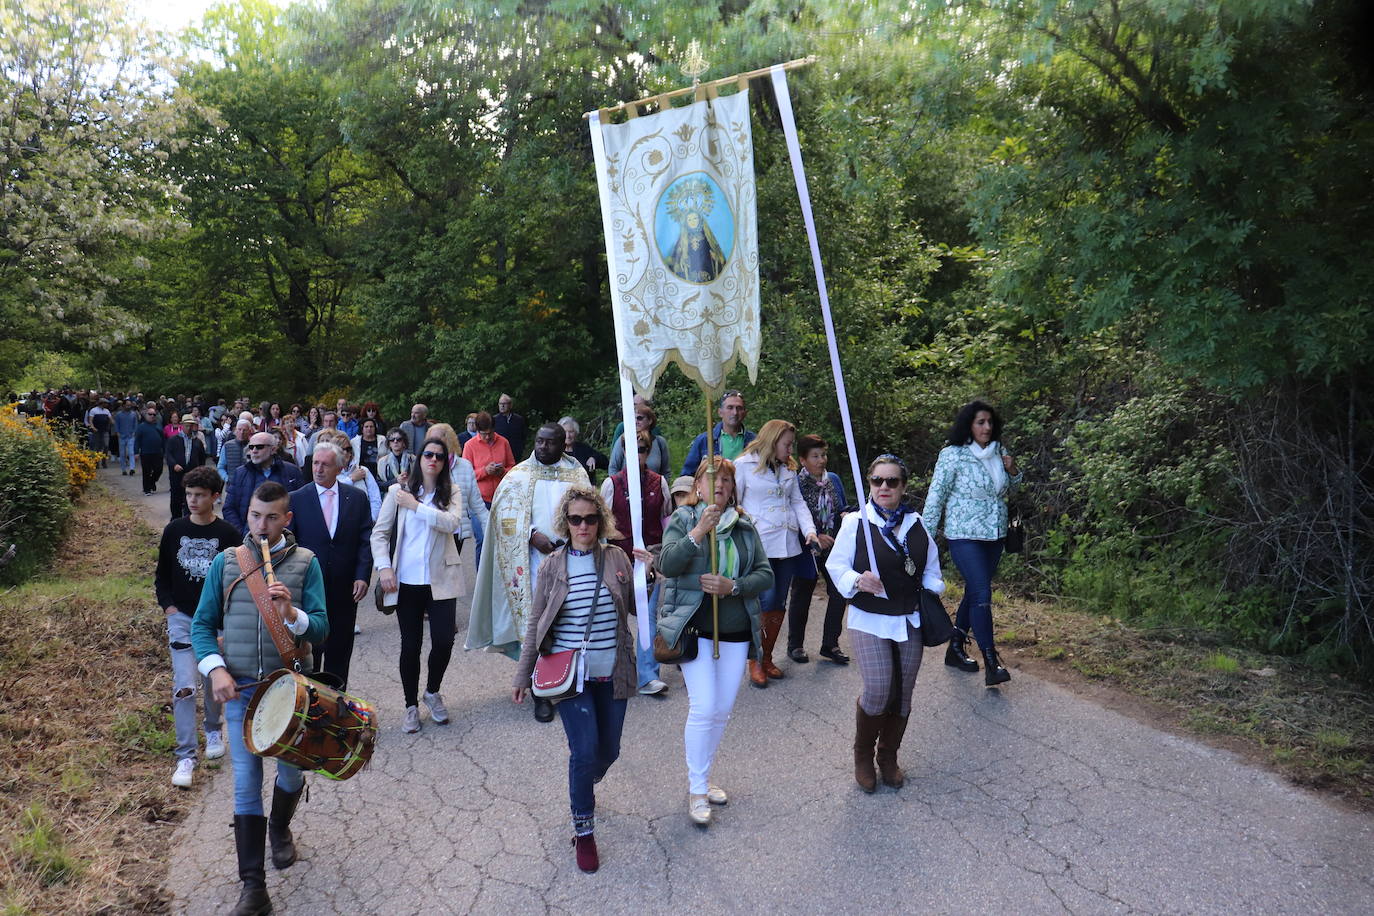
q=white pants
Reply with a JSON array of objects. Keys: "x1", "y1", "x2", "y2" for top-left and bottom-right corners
[{"x1": 680, "y1": 638, "x2": 749, "y2": 794}]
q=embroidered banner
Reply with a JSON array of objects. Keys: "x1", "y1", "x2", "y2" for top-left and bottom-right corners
[{"x1": 590, "y1": 92, "x2": 760, "y2": 397}]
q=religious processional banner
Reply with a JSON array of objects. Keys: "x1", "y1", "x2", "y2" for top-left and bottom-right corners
[{"x1": 590, "y1": 91, "x2": 760, "y2": 397}]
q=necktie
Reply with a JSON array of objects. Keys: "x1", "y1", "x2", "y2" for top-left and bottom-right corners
[{"x1": 323, "y1": 488, "x2": 336, "y2": 538}]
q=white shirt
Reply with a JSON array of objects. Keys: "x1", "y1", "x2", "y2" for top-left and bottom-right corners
[
  {"x1": 314, "y1": 483, "x2": 339, "y2": 538},
  {"x1": 397, "y1": 490, "x2": 437, "y2": 585},
  {"x1": 826, "y1": 501, "x2": 944, "y2": 642}
]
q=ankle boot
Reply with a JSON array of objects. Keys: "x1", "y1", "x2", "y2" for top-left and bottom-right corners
[
  {"x1": 983, "y1": 646, "x2": 1011, "y2": 686},
  {"x1": 876, "y1": 714, "x2": 909, "y2": 788},
  {"x1": 944, "y1": 627, "x2": 979, "y2": 672},
  {"x1": 761, "y1": 610, "x2": 785, "y2": 679},
  {"x1": 267, "y1": 784, "x2": 303, "y2": 869},
  {"x1": 748, "y1": 658, "x2": 769, "y2": 688},
  {"x1": 231, "y1": 814, "x2": 272, "y2": 916},
  {"x1": 853, "y1": 701, "x2": 883, "y2": 793}
]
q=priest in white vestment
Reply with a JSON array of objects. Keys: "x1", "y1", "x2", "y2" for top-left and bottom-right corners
[{"x1": 466, "y1": 422, "x2": 590, "y2": 660}]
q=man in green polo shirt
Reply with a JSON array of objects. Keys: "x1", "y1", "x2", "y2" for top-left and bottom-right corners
[{"x1": 680, "y1": 389, "x2": 756, "y2": 476}]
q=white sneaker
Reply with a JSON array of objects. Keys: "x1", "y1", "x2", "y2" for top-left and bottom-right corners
[
  {"x1": 204, "y1": 730, "x2": 225, "y2": 760},
  {"x1": 423, "y1": 691, "x2": 449, "y2": 725},
  {"x1": 688, "y1": 793, "x2": 711, "y2": 826},
  {"x1": 638, "y1": 679, "x2": 668, "y2": 696},
  {"x1": 403, "y1": 705, "x2": 421, "y2": 733},
  {"x1": 171, "y1": 758, "x2": 195, "y2": 788}
]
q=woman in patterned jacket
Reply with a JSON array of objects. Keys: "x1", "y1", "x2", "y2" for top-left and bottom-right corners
[{"x1": 922, "y1": 401, "x2": 1022, "y2": 686}]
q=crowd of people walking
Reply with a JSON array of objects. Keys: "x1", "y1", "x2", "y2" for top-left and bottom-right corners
[{"x1": 16, "y1": 385, "x2": 1024, "y2": 900}]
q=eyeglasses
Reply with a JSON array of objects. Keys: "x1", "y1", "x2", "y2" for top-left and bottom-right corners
[
  {"x1": 637, "y1": 446, "x2": 650, "y2": 454},
  {"x1": 566, "y1": 513, "x2": 601, "y2": 528},
  {"x1": 246, "y1": 443, "x2": 271, "y2": 450},
  {"x1": 387, "y1": 437, "x2": 404, "y2": 443},
  {"x1": 868, "y1": 475, "x2": 903, "y2": 488},
  {"x1": 420, "y1": 451, "x2": 444, "y2": 461}
]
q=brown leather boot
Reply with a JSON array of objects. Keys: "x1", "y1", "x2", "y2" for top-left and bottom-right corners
[
  {"x1": 876, "y1": 714, "x2": 909, "y2": 788},
  {"x1": 761, "y1": 610, "x2": 785, "y2": 679},
  {"x1": 748, "y1": 659, "x2": 769, "y2": 688},
  {"x1": 853, "y1": 701, "x2": 882, "y2": 793}
]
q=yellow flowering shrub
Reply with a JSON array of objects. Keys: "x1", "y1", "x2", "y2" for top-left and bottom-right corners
[{"x1": 0, "y1": 405, "x2": 100, "y2": 583}]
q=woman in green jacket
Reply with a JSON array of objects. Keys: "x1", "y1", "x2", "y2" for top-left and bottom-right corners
[
  {"x1": 922, "y1": 401, "x2": 1022, "y2": 685},
  {"x1": 657, "y1": 457, "x2": 773, "y2": 827}
]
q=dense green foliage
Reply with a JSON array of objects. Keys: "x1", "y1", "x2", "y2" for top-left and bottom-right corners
[
  {"x1": 6, "y1": 0, "x2": 1372, "y2": 670},
  {"x1": 0, "y1": 411, "x2": 75, "y2": 585}
]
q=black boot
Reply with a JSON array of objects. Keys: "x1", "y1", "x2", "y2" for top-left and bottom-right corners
[
  {"x1": 533, "y1": 696, "x2": 555, "y2": 723},
  {"x1": 267, "y1": 784, "x2": 303, "y2": 869},
  {"x1": 231, "y1": 814, "x2": 272, "y2": 916},
  {"x1": 983, "y1": 646, "x2": 1011, "y2": 686},
  {"x1": 944, "y1": 627, "x2": 979, "y2": 672}
]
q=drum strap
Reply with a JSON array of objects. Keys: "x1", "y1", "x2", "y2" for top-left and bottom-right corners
[{"x1": 234, "y1": 545, "x2": 307, "y2": 673}]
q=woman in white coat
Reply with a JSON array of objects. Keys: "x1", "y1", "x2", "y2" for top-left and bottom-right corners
[
  {"x1": 733, "y1": 419, "x2": 819, "y2": 687},
  {"x1": 372, "y1": 436, "x2": 467, "y2": 734}
]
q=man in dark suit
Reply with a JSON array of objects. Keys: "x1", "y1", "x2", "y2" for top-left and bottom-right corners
[
  {"x1": 288, "y1": 439, "x2": 373, "y2": 688},
  {"x1": 225, "y1": 432, "x2": 305, "y2": 536},
  {"x1": 164, "y1": 417, "x2": 208, "y2": 519}
]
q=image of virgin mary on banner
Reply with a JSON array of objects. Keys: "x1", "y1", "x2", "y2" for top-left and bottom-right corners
[{"x1": 593, "y1": 91, "x2": 759, "y2": 396}]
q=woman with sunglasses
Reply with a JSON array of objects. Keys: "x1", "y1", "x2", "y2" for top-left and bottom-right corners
[
  {"x1": 511, "y1": 486, "x2": 634, "y2": 873},
  {"x1": 372, "y1": 437, "x2": 466, "y2": 734},
  {"x1": 607, "y1": 403, "x2": 671, "y2": 477},
  {"x1": 378, "y1": 427, "x2": 413, "y2": 489},
  {"x1": 826, "y1": 455, "x2": 944, "y2": 793},
  {"x1": 657, "y1": 457, "x2": 773, "y2": 826},
  {"x1": 922, "y1": 401, "x2": 1021, "y2": 686}
]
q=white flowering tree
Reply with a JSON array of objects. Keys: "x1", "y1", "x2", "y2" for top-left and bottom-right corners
[{"x1": 0, "y1": 0, "x2": 197, "y2": 358}]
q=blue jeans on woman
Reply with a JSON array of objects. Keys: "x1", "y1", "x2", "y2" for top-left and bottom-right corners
[
  {"x1": 223, "y1": 676, "x2": 304, "y2": 815},
  {"x1": 759, "y1": 555, "x2": 799, "y2": 615},
  {"x1": 947, "y1": 538, "x2": 1004, "y2": 652},
  {"x1": 557, "y1": 679, "x2": 627, "y2": 835}
]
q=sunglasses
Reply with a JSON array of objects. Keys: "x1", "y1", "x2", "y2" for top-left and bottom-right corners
[
  {"x1": 247, "y1": 443, "x2": 271, "y2": 450},
  {"x1": 421, "y1": 451, "x2": 444, "y2": 461},
  {"x1": 387, "y1": 437, "x2": 404, "y2": 443},
  {"x1": 637, "y1": 446, "x2": 650, "y2": 454},
  {"x1": 566, "y1": 513, "x2": 601, "y2": 528},
  {"x1": 869, "y1": 475, "x2": 903, "y2": 488}
]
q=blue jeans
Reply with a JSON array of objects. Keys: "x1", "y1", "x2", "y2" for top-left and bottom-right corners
[
  {"x1": 557, "y1": 680, "x2": 627, "y2": 829},
  {"x1": 759, "y1": 555, "x2": 798, "y2": 615},
  {"x1": 120, "y1": 436, "x2": 136, "y2": 472},
  {"x1": 472, "y1": 505, "x2": 487, "y2": 568},
  {"x1": 947, "y1": 538, "x2": 1004, "y2": 652},
  {"x1": 167, "y1": 612, "x2": 221, "y2": 760},
  {"x1": 635, "y1": 582, "x2": 662, "y2": 687},
  {"x1": 224, "y1": 676, "x2": 305, "y2": 815}
]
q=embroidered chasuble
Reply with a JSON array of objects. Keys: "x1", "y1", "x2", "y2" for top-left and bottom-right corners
[{"x1": 466, "y1": 453, "x2": 589, "y2": 659}]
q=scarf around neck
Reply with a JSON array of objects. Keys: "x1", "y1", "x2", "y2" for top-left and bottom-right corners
[
  {"x1": 697, "y1": 505, "x2": 740, "y2": 579},
  {"x1": 968, "y1": 441, "x2": 1006, "y2": 491}
]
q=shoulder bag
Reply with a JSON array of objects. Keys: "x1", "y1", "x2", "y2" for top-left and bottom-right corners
[
  {"x1": 532, "y1": 550, "x2": 605, "y2": 701},
  {"x1": 653, "y1": 624, "x2": 700, "y2": 664},
  {"x1": 919, "y1": 588, "x2": 955, "y2": 647},
  {"x1": 1003, "y1": 502, "x2": 1025, "y2": 554},
  {"x1": 373, "y1": 496, "x2": 400, "y2": 615}
]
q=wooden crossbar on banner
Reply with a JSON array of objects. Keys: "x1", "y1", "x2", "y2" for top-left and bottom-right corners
[{"x1": 584, "y1": 55, "x2": 816, "y2": 121}]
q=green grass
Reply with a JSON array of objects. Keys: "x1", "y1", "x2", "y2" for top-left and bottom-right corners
[
  {"x1": 112, "y1": 706, "x2": 177, "y2": 756},
  {"x1": 11, "y1": 806, "x2": 82, "y2": 887},
  {"x1": 1203, "y1": 651, "x2": 1241, "y2": 674}
]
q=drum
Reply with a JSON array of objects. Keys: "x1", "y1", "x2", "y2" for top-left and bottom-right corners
[{"x1": 244, "y1": 669, "x2": 378, "y2": 780}]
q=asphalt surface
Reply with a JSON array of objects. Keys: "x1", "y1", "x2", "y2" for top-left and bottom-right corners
[{"x1": 109, "y1": 467, "x2": 1374, "y2": 915}]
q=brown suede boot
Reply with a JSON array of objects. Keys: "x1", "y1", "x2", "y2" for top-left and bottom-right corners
[
  {"x1": 876, "y1": 714, "x2": 910, "y2": 788},
  {"x1": 748, "y1": 659, "x2": 769, "y2": 688},
  {"x1": 853, "y1": 701, "x2": 883, "y2": 793},
  {"x1": 761, "y1": 610, "x2": 785, "y2": 679}
]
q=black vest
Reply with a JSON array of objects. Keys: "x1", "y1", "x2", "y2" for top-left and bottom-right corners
[{"x1": 849, "y1": 517, "x2": 927, "y2": 616}]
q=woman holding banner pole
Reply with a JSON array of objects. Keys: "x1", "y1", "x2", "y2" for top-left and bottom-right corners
[
  {"x1": 826, "y1": 455, "x2": 944, "y2": 793},
  {"x1": 657, "y1": 457, "x2": 772, "y2": 826}
]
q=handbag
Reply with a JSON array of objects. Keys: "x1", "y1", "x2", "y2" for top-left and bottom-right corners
[
  {"x1": 373, "y1": 496, "x2": 401, "y2": 615},
  {"x1": 918, "y1": 588, "x2": 955, "y2": 647},
  {"x1": 1003, "y1": 503, "x2": 1025, "y2": 555},
  {"x1": 653, "y1": 625, "x2": 700, "y2": 664},
  {"x1": 532, "y1": 551, "x2": 605, "y2": 701}
]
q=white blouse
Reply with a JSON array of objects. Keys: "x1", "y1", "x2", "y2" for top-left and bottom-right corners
[
  {"x1": 733, "y1": 452, "x2": 816, "y2": 559},
  {"x1": 826, "y1": 501, "x2": 945, "y2": 642}
]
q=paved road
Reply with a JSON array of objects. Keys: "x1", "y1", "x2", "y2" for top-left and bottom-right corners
[{"x1": 110, "y1": 467, "x2": 1374, "y2": 914}]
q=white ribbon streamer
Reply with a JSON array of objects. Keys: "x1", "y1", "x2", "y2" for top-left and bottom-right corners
[
  {"x1": 770, "y1": 67, "x2": 881, "y2": 588},
  {"x1": 589, "y1": 111, "x2": 653, "y2": 645}
]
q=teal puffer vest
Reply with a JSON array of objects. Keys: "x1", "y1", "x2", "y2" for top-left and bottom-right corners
[{"x1": 220, "y1": 536, "x2": 315, "y2": 679}]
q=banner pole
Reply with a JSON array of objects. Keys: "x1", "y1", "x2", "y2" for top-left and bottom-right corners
[{"x1": 706, "y1": 393, "x2": 720, "y2": 659}]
